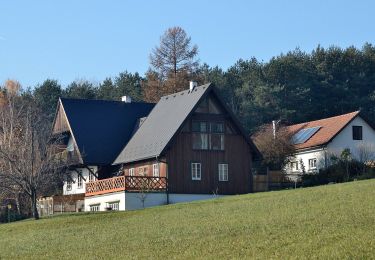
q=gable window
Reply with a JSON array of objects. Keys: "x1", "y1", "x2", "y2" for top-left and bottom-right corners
[
  {"x1": 106, "y1": 201, "x2": 119, "y2": 211},
  {"x1": 210, "y1": 122, "x2": 225, "y2": 150},
  {"x1": 90, "y1": 204, "x2": 100, "y2": 212},
  {"x1": 152, "y1": 164, "x2": 159, "y2": 177},
  {"x1": 191, "y1": 162, "x2": 201, "y2": 180},
  {"x1": 218, "y1": 163, "x2": 228, "y2": 181},
  {"x1": 353, "y1": 126, "x2": 363, "y2": 140},
  {"x1": 290, "y1": 161, "x2": 299, "y2": 171},
  {"x1": 192, "y1": 121, "x2": 208, "y2": 150},
  {"x1": 192, "y1": 121, "x2": 225, "y2": 150},
  {"x1": 308, "y1": 158, "x2": 317, "y2": 169},
  {"x1": 77, "y1": 174, "x2": 83, "y2": 189}
]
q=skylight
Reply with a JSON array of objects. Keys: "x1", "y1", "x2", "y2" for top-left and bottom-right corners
[{"x1": 292, "y1": 126, "x2": 321, "y2": 145}]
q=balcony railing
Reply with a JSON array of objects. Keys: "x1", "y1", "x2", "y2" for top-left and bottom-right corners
[{"x1": 85, "y1": 176, "x2": 167, "y2": 197}]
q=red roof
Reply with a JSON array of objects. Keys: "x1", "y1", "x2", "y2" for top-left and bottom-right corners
[{"x1": 287, "y1": 111, "x2": 360, "y2": 150}]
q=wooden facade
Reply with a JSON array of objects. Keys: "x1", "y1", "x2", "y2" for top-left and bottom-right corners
[{"x1": 121, "y1": 92, "x2": 255, "y2": 195}]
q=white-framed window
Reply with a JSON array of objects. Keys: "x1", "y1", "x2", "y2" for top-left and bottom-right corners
[
  {"x1": 191, "y1": 163, "x2": 201, "y2": 180},
  {"x1": 106, "y1": 201, "x2": 119, "y2": 211},
  {"x1": 152, "y1": 164, "x2": 159, "y2": 177},
  {"x1": 290, "y1": 161, "x2": 299, "y2": 171},
  {"x1": 139, "y1": 167, "x2": 148, "y2": 176},
  {"x1": 77, "y1": 174, "x2": 83, "y2": 189},
  {"x1": 129, "y1": 168, "x2": 135, "y2": 176},
  {"x1": 66, "y1": 181, "x2": 72, "y2": 191},
  {"x1": 88, "y1": 168, "x2": 96, "y2": 182},
  {"x1": 90, "y1": 204, "x2": 100, "y2": 212},
  {"x1": 218, "y1": 163, "x2": 228, "y2": 181},
  {"x1": 309, "y1": 158, "x2": 317, "y2": 169}
]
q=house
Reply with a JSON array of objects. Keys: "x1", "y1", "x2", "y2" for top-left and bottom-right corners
[
  {"x1": 37, "y1": 97, "x2": 154, "y2": 215},
  {"x1": 44, "y1": 82, "x2": 261, "y2": 212},
  {"x1": 285, "y1": 111, "x2": 375, "y2": 176}
]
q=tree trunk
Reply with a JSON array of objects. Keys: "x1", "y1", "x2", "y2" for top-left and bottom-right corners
[{"x1": 31, "y1": 190, "x2": 39, "y2": 220}]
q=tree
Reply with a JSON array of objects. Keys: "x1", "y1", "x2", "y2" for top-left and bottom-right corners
[
  {"x1": 0, "y1": 80, "x2": 67, "y2": 219},
  {"x1": 33, "y1": 79, "x2": 62, "y2": 121},
  {"x1": 146, "y1": 26, "x2": 199, "y2": 100},
  {"x1": 252, "y1": 124, "x2": 296, "y2": 170},
  {"x1": 64, "y1": 80, "x2": 97, "y2": 99}
]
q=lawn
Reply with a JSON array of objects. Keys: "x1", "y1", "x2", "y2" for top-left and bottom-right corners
[{"x1": 1, "y1": 179, "x2": 375, "y2": 259}]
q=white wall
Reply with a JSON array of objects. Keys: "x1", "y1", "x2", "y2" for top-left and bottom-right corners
[
  {"x1": 63, "y1": 166, "x2": 97, "y2": 195},
  {"x1": 327, "y1": 116, "x2": 375, "y2": 160},
  {"x1": 82, "y1": 192, "x2": 225, "y2": 212},
  {"x1": 84, "y1": 191, "x2": 126, "y2": 211},
  {"x1": 286, "y1": 116, "x2": 375, "y2": 175}
]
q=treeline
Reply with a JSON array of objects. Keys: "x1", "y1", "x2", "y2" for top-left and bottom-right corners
[{"x1": 28, "y1": 43, "x2": 375, "y2": 132}]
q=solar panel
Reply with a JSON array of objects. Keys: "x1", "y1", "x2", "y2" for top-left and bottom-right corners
[{"x1": 292, "y1": 126, "x2": 321, "y2": 144}]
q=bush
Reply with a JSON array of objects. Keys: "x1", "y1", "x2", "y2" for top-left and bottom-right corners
[{"x1": 301, "y1": 160, "x2": 373, "y2": 187}]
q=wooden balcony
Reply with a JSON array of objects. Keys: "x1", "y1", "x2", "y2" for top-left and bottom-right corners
[{"x1": 85, "y1": 176, "x2": 167, "y2": 197}]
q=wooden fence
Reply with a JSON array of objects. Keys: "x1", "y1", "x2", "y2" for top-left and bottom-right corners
[{"x1": 253, "y1": 170, "x2": 297, "y2": 192}]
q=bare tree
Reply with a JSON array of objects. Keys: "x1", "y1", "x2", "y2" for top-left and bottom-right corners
[
  {"x1": 0, "y1": 80, "x2": 67, "y2": 219},
  {"x1": 146, "y1": 27, "x2": 199, "y2": 100},
  {"x1": 252, "y1": 124, "x2": 296, "y2": 170}
]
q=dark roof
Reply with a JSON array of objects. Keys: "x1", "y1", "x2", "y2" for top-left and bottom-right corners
[
  {"x1": 60, "y1": 98, "x2": 154, "y2": 165},
  {"x1": 113, "y1": 83, "x2": 261, "y2": 164}
]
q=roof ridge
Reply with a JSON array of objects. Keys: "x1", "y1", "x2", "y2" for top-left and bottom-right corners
[
  {"x1": 160, "y1": 83, "x2": 212, "y2": 99},
  {"x1": 60, "y1": 97, "x2": 155, "y2": 105},
  {"x1": 289, "y1": 111, "x2": 359, "y2": 127}
]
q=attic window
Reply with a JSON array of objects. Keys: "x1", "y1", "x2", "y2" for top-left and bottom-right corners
[
  {"x1": 292, "y1": 126, "x2": 321, "y2": 144},
  {"x1": 352, "y1": 126, "x2": 363, "y2": 140}
]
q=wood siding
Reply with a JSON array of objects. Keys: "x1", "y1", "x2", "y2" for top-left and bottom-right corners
[
  {"x1": 166, "y1": 132, "x2": 253, "y2": 195},
  {"x1": 123, "y1": 160, "x2": 167, "y2": 178}
]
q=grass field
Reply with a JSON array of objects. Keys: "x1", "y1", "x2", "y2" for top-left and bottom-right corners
[{"x1": 1, "y1": 179, "x2": 375, "y2": 259}]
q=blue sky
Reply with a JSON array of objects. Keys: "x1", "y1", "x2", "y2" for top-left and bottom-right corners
[{"x1": 1, "y1": 0, "x2": 374, "y2": 88}]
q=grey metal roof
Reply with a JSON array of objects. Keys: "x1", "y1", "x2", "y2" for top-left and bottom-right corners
[{"x1": 113, "y1": 83, "x2": 212, "y2": 164}]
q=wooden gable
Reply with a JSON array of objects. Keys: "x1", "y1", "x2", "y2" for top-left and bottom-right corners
[{"x1": 53, "y1": 102, "x2": 70, "y2": 134}]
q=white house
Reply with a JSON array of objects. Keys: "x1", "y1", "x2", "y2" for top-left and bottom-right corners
[{"x1": 285, "y1": 111, "x2": 375, "y2": 176}]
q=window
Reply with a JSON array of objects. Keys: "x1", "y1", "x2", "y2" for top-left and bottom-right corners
[
  {"x1": 191, "y1": 163, "x2": 201, "y2": 180},
  {"x1": 129, "y1": 168, "x2": 135, "y2": 176},
  {"x1": 152, "y1": 164, "x2": 159, "y2": 177},
  {"x1": 66, "y1": 181, "x2": 72, "y2": 191},
  {"x1": 218, "y1": 164, "x2": 228, "y2": 181},
  {"x1": 290, "y1": 161, "x2": 298, "y2": 171},
  {"x1": 139, "y1": 167, "x2": 148, "y2": 176},
  {"x1": 106, "y1": 201, "x2": 119, "y2": 211},
  {"x1": 192, "y1": 121, "x2": 208, "y2": 150},
  {"x1": 89, "y1": 168, "x2": 96, "y2": 181},
  {"x1": 353, "y1": 126, "x2": 363, "y2": 140},
  {"x1": 77, "y1": 174, "x2": 83, "y2": 189},
  {"x1": 210, "y1": 122, "x2": 225, "y2": 150},
  {"x1": 309, "y1": 158, "x2": 317, "y2": 169},
  {"x1": 90, "y1": 204, "x2": 100, "y2": 212},
  {"x1": 192, "y1": 121, "x2": 224, "y2": 150}
]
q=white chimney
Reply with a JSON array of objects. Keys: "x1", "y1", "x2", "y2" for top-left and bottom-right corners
[
  {"x1": 189, "y1": 81, "x2": 197, "y2": 91},
  {"x1": 121, "y1": 96, "x2": 132, "y2": 103}
]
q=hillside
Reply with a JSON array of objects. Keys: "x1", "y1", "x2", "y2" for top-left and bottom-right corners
[{"x1": 1, "y1": 180, "x2": 375, "y2": 259}]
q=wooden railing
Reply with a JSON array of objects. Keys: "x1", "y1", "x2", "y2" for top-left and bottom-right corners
[{"x1": 85, "y1": 176, "x2": 167, "y2": 197}]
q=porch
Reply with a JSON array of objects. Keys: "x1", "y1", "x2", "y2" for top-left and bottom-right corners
[{"x1": 85, "y1": 176, "x2": 168, "y2": 196}]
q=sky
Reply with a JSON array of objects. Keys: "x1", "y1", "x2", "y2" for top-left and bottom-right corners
[{"x1": 1, "y1": 0, "x2": 374, "y2": 88}]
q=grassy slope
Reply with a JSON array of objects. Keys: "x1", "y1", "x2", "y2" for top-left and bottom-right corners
[{"x1": 1, "y1": 180, "x2": 375, "y2": 259}]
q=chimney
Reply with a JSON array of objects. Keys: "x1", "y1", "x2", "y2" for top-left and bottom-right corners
[
  {"x1": 121, "y1": 96, "x2": 132, "y2": 103},
  {"x1": 189, "y1": 81, "x2": 197, "y2": 91}
]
